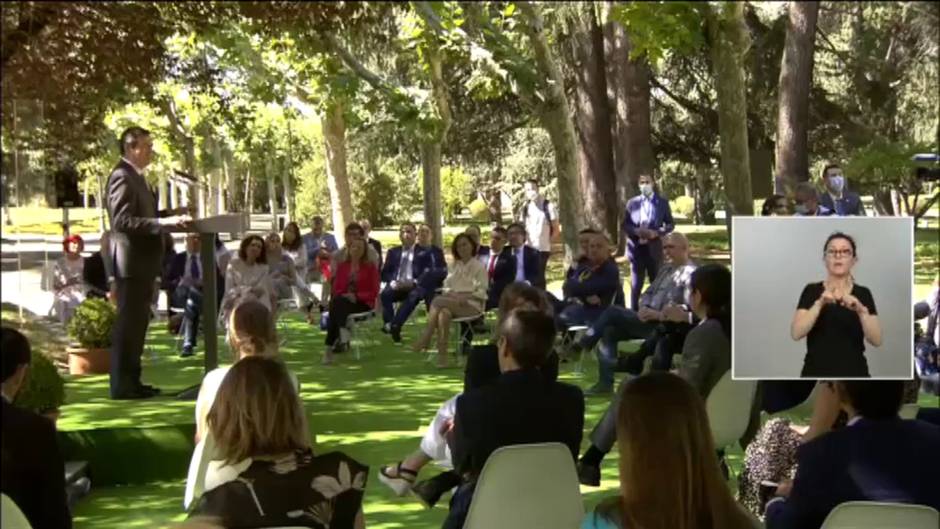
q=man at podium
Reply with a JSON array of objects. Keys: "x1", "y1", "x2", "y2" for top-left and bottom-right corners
[{"x1": 106, "y1": 126, "x2": 191, "y2": 399}]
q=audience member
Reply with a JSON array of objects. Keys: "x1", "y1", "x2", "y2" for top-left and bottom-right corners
[
  {"x1": 302, "y1": 216, "x2": 339, "y2": 283},
  {"x1": 83, "y1": 230, "x2": 113, "y2": 300},
  {"x1": 463, "y1": 224, "x2": 487, "y2": 262},
  {"x1": 323, "y1": 238, "x2": 379, "y2": 365},
  {"x1": 622, "y1": 173, "x2": 675, "y2": 310},
  {"x1": 793, "y1": 183, "x2": 832, "y2": 216},
  {"x1": 442, "y1": 308, "x2": 584, "y2": 529},
  {"x1": 1, "y1": 328, "x2": 72, "y2": 529},
  {"x1": 221, "y1": 235, "x2": 276, "y2": 322},
  {"x1": 190, "y1": 356, "x2": 367, "y2": 529},
  {"x1": 566, "y1": 228, "x2": 597, "y2": 280},
  {"x1": 194, "y1": 300, "x2": 281, "y2": 443},
  {"x1": 265, "y1": 232, "x2": 318, "y2": 317},
  {"x1": 378, "y1": 283, "x2": 559, "y2": 507},
  {"x1": 380, "y1": 223, "x2": 429, "y2": 342},
  {"x1": 581, "y1": 372, "x2": 756, "y2": 529},
  {"x1": 577, "y1": 264, "x2": 753, "y2": 487},
  {"x1": 359, "y1": 218, "x2": 383, "y2": 271},
  {"x1": 164, "y1": 234, "x2": 224, "y2": 357},
  {"x1": 915, "y1": 278, "x2": 939, "y2": 393},
  {"x1": 817, "y1": 163, "x2": 865, "y2": 216},
  {"x1": 281, "y1": 221, "x2": 308, "y2": 280},
  {"x1": 481, "y1": 227, "x2": 510, "y2": 309},
  {"x1": 411, "y1": 233, "x2": 488, "y2": 368},
  {"x1": 52, "y1": 233, "x2": 87, "y2": 324},
  {"x1": 761, "y1": 194, "x2": 789, "y2": 216},
  {"x1": 555, "y1": 232, "x2": 622, "y2": 329},
  {"x1": 489, "y1": 222, "x2": 544, "y2": 306},
  {"x1": 415, "y1": 223, "x2": 448, "y2": 296},
  {"x1": 764, "y1": 381, "x2": 940, "y2": 529},
  {"x1": 518, "y1": 179, "x2": 558, "y2": 281},
  {"x1": 576, "y1": 232, "x2": 696, "y2": 395}
]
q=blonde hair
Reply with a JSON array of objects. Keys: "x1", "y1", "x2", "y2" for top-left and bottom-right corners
[
  {"x1": 597, "y1": 373, "x2": 753, "y2": 529},
  {"x1": 227, "y1": 300, "x2": 277, "y2": 361},
  {"x1": 208, "y1": 356, "x2": 309, "y2": 464}
]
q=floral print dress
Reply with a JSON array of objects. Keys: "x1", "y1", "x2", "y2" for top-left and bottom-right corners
[{"x1": 191, "y1": 449, "x2": 367, "y2": 529}]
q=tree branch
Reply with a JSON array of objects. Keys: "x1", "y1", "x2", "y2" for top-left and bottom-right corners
[
  {"x1": 650, "y1": 75, "x2": 716, "y2": 122},
  {"x1": 1, "y1": 3, "x2": 61, "y2": 68},
  {"x1": 323, "y1": 33, "x2": 401, "y2": 96}
]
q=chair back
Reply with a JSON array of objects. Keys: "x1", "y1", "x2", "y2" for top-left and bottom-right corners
[
  {"x1": 899, "y1": 403, "x2": 920, "y2": 420},
  {"x1": 462, "y1": 443, "x2": 584, "y2": 529},
  {"x1": 1, "y1": 493, "x2": 33, "y2": 529},
  {"x1": 706, "y1": 371, "x2": 758, "y2": 449},
  {"x1": 183, "y1": 432, "x2": 218, "y2": 510},
  {"x1": 820, "y1": 501, "x2": 940, "y2": 529}
]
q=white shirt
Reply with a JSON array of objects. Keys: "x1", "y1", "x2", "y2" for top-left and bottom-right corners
[
  {"x1": 398, "y1": 245, "x2": 415, "y2": 282},
  {"x1": 523, "y1": 197, "x2": 555, "y2": 252},
  {"x1": 513, "y1": 246, "x2": 526, "y2": 282},
  {"x1": 639, "y1": 195, "x2": 654, "y2": 227}
]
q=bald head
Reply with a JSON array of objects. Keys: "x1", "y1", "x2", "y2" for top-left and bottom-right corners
[{"x1": 663, "y1": 232, "x2": 690, "y2": 265}]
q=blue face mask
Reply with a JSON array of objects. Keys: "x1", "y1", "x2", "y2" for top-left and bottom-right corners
[
  {"x1": 795, "y1": 204, "x2": 810, "y2": 215},
  {"x1": 829, "y1": 176, "x2": 845, "y2": 193}
]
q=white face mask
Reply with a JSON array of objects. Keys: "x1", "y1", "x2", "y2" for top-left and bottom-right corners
[
  {"x1": 639, "y1": 184, "x2": 653, "y2": 197},
  {"x1": 525, "y1": 188, "x2": 538, "y2": 201}
]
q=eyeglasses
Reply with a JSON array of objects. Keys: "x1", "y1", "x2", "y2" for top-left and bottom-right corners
[
  {"x1": 825, "y1": 249, "x2": 853, "y2": 258},
  {"x1": 663, "y1": 244, "x2": 676, "y2": 249}
]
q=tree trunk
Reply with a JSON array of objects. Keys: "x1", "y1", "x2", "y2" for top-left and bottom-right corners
[
  {"x1": 572, "y1": 4, "x2": 618, "y2": 240},
  {"x1": 224, "y1": 151, "x2": 234, "y2": 213},
  {"x1": 708, "y1": 2, "x2": 754, "y2": 244},
  {"x1": 774, "y1": 1, "x2": 819, "y2": 195},
  {"x1": 694, "y1": 165, "x2": 717, "y2": 225},
  {"x1": 322, "y1": 99, "x2": 354, "y2": 246},
  {"x1": 519, "y1": 1, "x2": 584, "y2": 262},
  {"x1": 264, "y1": 156, "x2": 278, "y2": 233},
  {"x1": 160, "y1": 98, "x2": 199, "y2": 215},
  {"x1": 487, "y1": 160, "x2": 503, "y2": 224},
  {"x1": 169, "y1": 179, "x2": 178, "y2": 209},
  {"x1": 420, "y1": 142, "x2": 444, "y2": 244},
  {"x1": 157, "y1": 174, "x2": 167, "y2": 211},
  {"x1": 280, "y1": 159, "x2": 293, "y2": 223},
  {"x1": 243, "y1": 165, "x2": 252, "y2": 214}
]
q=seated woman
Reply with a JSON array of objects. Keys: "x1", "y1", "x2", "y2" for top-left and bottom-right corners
[
  {"x1": 221, "y1": 234, "x2": 276, "y2": 323},
  {"x1": 411, "y1": 233, "x2": 488, "y2": 368},
  {"x1": 582, "y1": 372, "x2": 757, "y2": 529},
  {"x1": 323, "y1": 238, "x2": 379, "y2": 365},
  {"x1": 281, "y1": 221, "x2": 308, "y2": 278},
  {"x1": 52, "y1": 234, "x2": 87, "y2": 324},
  {"x1": 378, "y1": 283, "x2": 557, "y2": 507},
  {"x1": 190, "y1": 356, "x2": 367, "y2": 529},
  {"x1": 264, "y1": 232, "x2": 319, "y2": 320}
]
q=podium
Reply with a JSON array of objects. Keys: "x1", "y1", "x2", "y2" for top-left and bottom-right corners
[{"x1": 168, "y1": 214, "x2": 247, "y2": 399}]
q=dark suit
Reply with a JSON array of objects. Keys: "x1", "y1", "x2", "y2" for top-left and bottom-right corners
[
  {"x1": 380, "y1": 245, "x2": 432, "y2": 329},
  {"x1": 105, "y1": 159, "x2": 167, "y2": 397},
  {"x1": 368, "y1": 237, "x2": 383, "y2": 271},
  {"x1": 415, "y1": 244, "x2": 447, "y2": 292},
  {"x1": 765, "y1": 418, "x2": 940, "y2": 529},
  {"x1": 82, "y1": 251, "x2": 110, "y2": 298},
  {"x1": 557, "y1": 258, "x2": 622, "y2": 329},
  {"x1": 818, "y1": 191, "x2": 865, "y2": 216},
  {"x1": 487, "y1": 245, "x2": 544, "y2": 309},
  {"x1": 444, "y1": 369, "x2": 584, "y2": 529},
  {"x1": 622, "y1": 193, "x2": 675, "y2": 310},
  {"x1": 0, "y1": 399, "x2": 71, "y2": 529},
  {"x1": 164, "y1": 252, "x2": 225, "y2": 350}
]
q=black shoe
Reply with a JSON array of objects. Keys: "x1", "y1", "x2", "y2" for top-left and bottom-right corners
[
  {"x1": 139, "y1": 385, "x2": 162, "y2": 396},
  {"x1": 112, "y1": 388, "x2": 156, "y2": 400},
  {"x1": 381, "y1": 323, "x2": 390, "y2": 334},
  {"x1": 180, "y1": 345, "x2": 194, "y2": 358},
  {"x1": 390, "y1": 326, "x2": 402, "y2": 344},
  {"x1": 333, "y1": 342, "x2": 349, "y2": 353},
  {"x1": 577, "y1": 461, "x2": 601, "y2": 487},
  {"x1": 412, "y1": 471, "x2": 460, "y2": 509}
]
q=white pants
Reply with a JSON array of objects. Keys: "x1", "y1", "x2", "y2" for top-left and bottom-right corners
[{"x1": 419, "y1": 394, "x2": 459, "y2": 469}]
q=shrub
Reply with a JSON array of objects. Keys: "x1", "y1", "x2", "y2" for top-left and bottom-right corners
[
  {"x1": 15, "y1": 352, "x2": 66, "y2": 414},
  {"x1": 468, "y1": 198, "x2": 490, "y2": 222},
  {"x1": 671, "y1": 195, "x2": 695, "y2": 218},
  {"x1": 67, "y1": 297, "x2": 116, "y2": 349}
]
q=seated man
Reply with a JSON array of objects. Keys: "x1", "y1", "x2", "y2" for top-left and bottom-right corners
[
  {"x1": 487, "y1": 222, "x2": 544, "y2": 309},
  {"x1": 554, "y1": 232, "x2": 621, "y2": 330},
  {"x1": 414, "y1": 223, "x2": 447, "y2": 297},
  {"x1": 443, "y1": 308, "x2": 584, "y2": 529},
  {"x1": 480, "y1": 227, "x2": 509, "y2": 309},
  {"x1": 380, "y1": 223, "x2": 430, "y2": 342},
  {"x1": 765, "y1": 380, "x2": 940, "y2": 529},
  {"x1": 578, "y1": 232, "x2": 697, "y2": 395},
  {"x1": 793, "y1": 182, "x2": 833, "y2": 217},
  {"x1": 83, "y1": 230, "x2": 113, "y2": 300},
  {"x1": 164, "y1": 234, "x2": 224, "y2": 358},
  {"x1": 1, "y1": 328, "x2": 72, "y2": 529},
  {"x1": 302, "y1": 215, "x2": 339, "y2": 283}
]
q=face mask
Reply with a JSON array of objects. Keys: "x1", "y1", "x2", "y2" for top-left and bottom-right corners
[
  {"x1": 525, "y1": 189, "x2": 538, "y2": 201},
  {"x1": 639, "y1": 184, "x2": 653, "y2": 197},
  {"x1": 829, "y1": 176, "x2": 844, "y2": 193},
  {"x1": 795, "y1": 204, "x2": 810, "y2": 215}
]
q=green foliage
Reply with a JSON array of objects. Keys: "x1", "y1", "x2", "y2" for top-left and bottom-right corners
[
  {"x1": 671, "y1": 195, "x2": 696, "y2": 218},
  {"x1": 67, "y1": 298, "x2": 117, "y2": 349},
  {"x1": 293, "y1": 155, "x2": 332, "y2": 227},
  {"x1": 352, "y1": 167, "x2": 398, "y2": 227},
  {"x1": 14, "y1": 351, "x2": 66, "y2": 414},
  {"x1": 610, "y1": 2, "x2": 705, "y2": 64},
  {"x1": 843, "y1": 140, "x2": 934, "y2": 193},
  {"x1": 440, "y1": 165, "x2": 473, "y2": 220},
  {"x1": 468, "y1": 197, "x2": 490, "y2": 221}
]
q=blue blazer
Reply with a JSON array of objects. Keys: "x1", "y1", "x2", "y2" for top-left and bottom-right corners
[
  {"x1": 765, "y1": 418, "x2": 940, "y2": 529},
  {"x1": 488, "y1": 245, "x2": 544, "y2": 308},
  {"x1": 163, "y1": 252, "x2": 224, "y2": 296},
  {"x1": 562, "y1": 258, "x2": 621, "y2": 307},
  {"x1": 415, "y1": 244, "x2": 447, "y2": 290},
  {"x1": 622, "y1": 193, "x2": 675, "y2": 259},
  {"x1": 818, "y1": 191, "x2": 865, "y2": 216},
  {"x1": 381, "y1": 245, "x2": 429, "y2": 284}
]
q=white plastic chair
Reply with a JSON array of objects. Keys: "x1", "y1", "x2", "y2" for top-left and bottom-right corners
[
  {"x1": 820, "y1": 501, "x2": 939, "y2": 529},
  {"x1": 462, "y1": 443, "x2": 584, "y2": 529},
  {"x1": 899, "y1": 403, "x2": 920, "y2": 420},
  {"x1": 1, "y1": 493, "x2": 33, "y2": 529},
  {"x1": 346, "y1": 310, "x2": 376, "y2": 360},
  {"x1": 706, "y1": 371, "x2": 758, "y2": 468},
  {"x1": 425, "y1": 312, "x2": 484, "y2": 366},
  {"x1": 183, "y1": 432, "x2": 217, "y2": 510}
]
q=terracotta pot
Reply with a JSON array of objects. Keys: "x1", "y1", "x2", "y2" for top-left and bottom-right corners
[{"x1": 67, "y1": 346, "x2": 110, "y2": 375}]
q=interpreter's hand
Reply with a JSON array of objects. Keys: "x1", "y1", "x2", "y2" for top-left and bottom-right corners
[
  {"x1": 586, "y1": 295, "x2": 602, "y2": 305},
  {"x1": 819, "y1": 287, "x2": 838, "y2": 306},
  {"x1": 841, "y1": 293, "x2": 868, "y2": 315},
  {"x1": 776, "y1": 479, "x2": 793, "y2": 498},
  {"x1": 662, "y1": 303, "x2": 688, "y2": 322}
]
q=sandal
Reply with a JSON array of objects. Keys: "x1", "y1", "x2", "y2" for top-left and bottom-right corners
[{"x1": 378, "y1": 462, "x2": 418, "y2": 497}]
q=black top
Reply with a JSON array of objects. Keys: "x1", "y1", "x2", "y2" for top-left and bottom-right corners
[
  {"x1": 0, "y1": 399, "x2": 72, "y2": 529},
  {"x1": 797, "y1": 282, "x2": 877, "y2": 377},
  {"x1": 190, "y1": 450, "x2": 367, "y2": 529}
]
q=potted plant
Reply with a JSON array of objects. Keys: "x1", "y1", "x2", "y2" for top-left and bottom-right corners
[
  {"x1": 15, "y1": 351, "x2": 66, "y2": 422},
  {"x1": 66, "y1": 297, "x2": 116, "y2": 375}
]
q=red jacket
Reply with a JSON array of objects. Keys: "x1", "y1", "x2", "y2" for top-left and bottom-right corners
[{"x1": 332, "y1": 261, "x2": 379, "y2": 307}]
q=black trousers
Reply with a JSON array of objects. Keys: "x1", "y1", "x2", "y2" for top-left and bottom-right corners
[
  {"x1": 326, "y1": 296, "x2": 371, "y2": 346},
  {"x1": 110, "y1": 277, "x2": 155, "y2": 397}
]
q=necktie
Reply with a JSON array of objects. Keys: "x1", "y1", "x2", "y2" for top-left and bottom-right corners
[
  {"x1": 398, "y1": 249, "x2": 410, "y2": 281},
  {"x1": 488, "y1": 254, "x2": 497, "y2": 278},
  {"x1": 190, "y1": 254, "x2": 200, "y2": 281}
]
